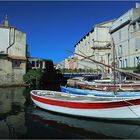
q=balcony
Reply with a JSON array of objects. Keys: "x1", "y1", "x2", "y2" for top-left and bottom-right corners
[
  {"x1": 92, "y1": 46, "x2": 111, "y2": 50},
  {"x1": 92, "y1": 42, "x2": 111, "y2": 50}
]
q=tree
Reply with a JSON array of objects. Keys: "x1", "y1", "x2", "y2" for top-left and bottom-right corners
[{"x1": 23, "y1": 69, "x2": 43, "y2": 87}]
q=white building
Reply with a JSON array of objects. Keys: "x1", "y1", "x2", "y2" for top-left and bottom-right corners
[
  {"x1": 74, "y1": 20, "x2": 114, "y2": 74},
  {"x1": 0, "y1": 16, "x2": 26, "y2": 85},
  {"x1": 110, "y1": 3, "x2": 140, "y2": 68},
  {"x1": 56, "y1": 60, "x2": 65, "y2": 69},
  {"x1": 27, "y1": 58, "x2": 47, "y2": 70}
]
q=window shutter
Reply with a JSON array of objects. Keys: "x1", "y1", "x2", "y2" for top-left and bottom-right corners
[{"x1": 135, "y1": 38, "x2": 140, "y2": 51}]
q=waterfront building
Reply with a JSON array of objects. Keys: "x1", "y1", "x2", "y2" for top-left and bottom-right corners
[
  {"x1": 56, "y1": 60, "x2": 65, "y2": 70},
  {"x1": 27, "y1": 57, "x2": 47, "y2": 70},
  {"x1": 110, "y1": 3, "x2": 140, "y2": 69},
  {"x1": 64, "y1": 56, "x2": 78, "y2": 70},
  {"x1": 74, "y1": 20, "x2": 114, "y2": 76},
  {"x1": 56, "y1": 56, "x2": 78, "y2": 71},
  {"x1": 0, "y1": 16, "x2": 26, "y2": 85}
]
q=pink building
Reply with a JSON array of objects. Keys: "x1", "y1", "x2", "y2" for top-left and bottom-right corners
[{"x1": 64, "y1": 57, "x2": 78, "y2": 70}]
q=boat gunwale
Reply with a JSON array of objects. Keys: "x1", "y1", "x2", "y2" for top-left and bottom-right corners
[
  {"x1": 60, "y1": 86, "x2": 140, "y2": 94},
  {"x1": 30, "y1": 90, "x2": 140, "y2": 104}
]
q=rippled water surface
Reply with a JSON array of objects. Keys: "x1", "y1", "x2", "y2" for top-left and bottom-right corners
[{"x1": 0, "y1": 87, "x2": 140, "y2": 139}]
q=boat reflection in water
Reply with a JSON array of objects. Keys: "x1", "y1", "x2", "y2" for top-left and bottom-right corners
[{"x1": 29, "y1": 107, "x2": 140, "y2": 139}]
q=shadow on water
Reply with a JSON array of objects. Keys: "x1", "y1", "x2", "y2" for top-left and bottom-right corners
[{"x1": 1, "y1": 87, "x2": 140, "y2": 139}]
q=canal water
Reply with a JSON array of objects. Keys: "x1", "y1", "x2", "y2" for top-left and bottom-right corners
[{"x1": 1, "y1": 87, "x2": 140, "y2": 139}]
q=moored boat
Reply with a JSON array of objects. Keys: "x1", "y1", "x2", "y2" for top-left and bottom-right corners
[
  {"x1": 66, "y1": 77, "x2": 85, "y2": 87},
  {"x1": 31, "y1": 90, "x2": 140, "y2": 120},
  {"x1": 60, "y1": 86, "x2": 140, "y2": 97},
  {"x1": 77, "y1": 80, "x2": 140, "y2": 91}
]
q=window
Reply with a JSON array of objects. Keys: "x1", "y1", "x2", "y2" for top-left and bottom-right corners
[
  {"x1": 32, "y1": 61, "x2": 35, "y2": 67},
  {"x1": 136, "y1": 57, "x2": 139, "y2": 67},
  {"x1": 133, "y1": 23, "x2": 136, "y2": 32},
  {"x1": 36, "y1": 61, "x2": 39, "y2": 67},
  {"x1": 122, "y1": 59, "x2": 127, "y2": 68},
  {"x1": 137, "y1": 57, "x2": 140, "y2": 66},
  {"x1": 119, "y1": 59, "x2": 122, "y2": 68},
  {"x1": 118, "y1": 45, "x2": 122, "y2": 55},
  {"x1": 84, "y1": 40, "x2": 86, "y2": 46},
  {"x1": 138, "y1": 21, "x2": 140, "y2": 29},
  {"x1": 119, "y1": 31, "x2": 121, "y2": 40},
  {"x1": 134, "y1": 57, "x2": 140, "y2": 67},
  {"x1": 123, "y1": 59, "x2": 124, "y2": 68},
  {"x1": 125, "y1": 59, "x2": 127, "y2": 68},
  {"x1": 12, "y1": 60, "x2": 21, "y2": 68},
  {"x1": 135, "y1": 38, "x2": 140, "y2": 51}
]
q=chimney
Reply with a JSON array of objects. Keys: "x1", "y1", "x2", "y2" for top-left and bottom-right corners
[
  {"x1": 136, "y1": 2, "x2": 140, "y2": 8},
  {"x1": 3, "y1": 15, "x2": 8, "y2": 27}
]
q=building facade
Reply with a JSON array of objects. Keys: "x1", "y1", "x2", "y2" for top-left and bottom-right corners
[
  {"x1": 56, "y1": 60, "x2": 65, "y2": 70},
  {"x1": 64, "y1": 56, "x2": 78, "y2": 70},
  {"x1": 74, "y1": 20, "x2": 114, "y2": 75},
  {"x1": 110, "y1": 3, "x2": 140, "y2": 68},
  {"x1": 56, "y1": 56, "x2": 78, "y2": 71},
  {"x1": 27, "y1": 57, "x2": 47, "y2": 70},
  {"x1": 0, "y1": 17, "x2": 26, "y2": 85}
]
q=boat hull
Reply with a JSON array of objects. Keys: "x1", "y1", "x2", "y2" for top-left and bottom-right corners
[
  {"x1": 60, "y1": 86, "x2": 140, "y2": 97},
  {"x1": 78, "y1": 82, "x2": 140, "y2": 91},
  {"x1": 31, "y1": 92, "x2": 140, "y2": 120}
]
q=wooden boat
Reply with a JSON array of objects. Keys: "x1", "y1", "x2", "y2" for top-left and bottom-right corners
[
  {"x1": 77, "y1": 80, "x2": 140, "y2": 91},
  {"x1": 66, "y1": 77, "x2": 85, "y2": 87},
  {"x1": 67, "y1": 43, "x2": 140, "y2": 91},
  {"x1": 60, "y1": 86, "x2": 140, "y2": 97},
  {"x1": 30, "y1": 108, "x2": 140, "y2": 139},
  {"x1": 30, "y1": 90, "x2": 140, "y2": 120}
]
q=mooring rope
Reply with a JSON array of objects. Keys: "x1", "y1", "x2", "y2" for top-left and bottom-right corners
[{"x1": 123, "y1": 99, "x2": 140, "y2": 118}]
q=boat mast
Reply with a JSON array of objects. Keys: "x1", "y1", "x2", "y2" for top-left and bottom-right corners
[
  {"x1": 111, "y1": 37, "x2": 116, "y2": 94},
  {"x1": 66, "y1": 50, "x2": 140, "y2": 80}
]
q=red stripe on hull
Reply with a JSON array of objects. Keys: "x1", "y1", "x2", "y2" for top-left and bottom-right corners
[{"x1": 31, "y1": 95, "x2": 140, "y2": 109}]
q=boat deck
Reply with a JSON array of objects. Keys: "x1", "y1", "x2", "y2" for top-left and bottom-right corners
[{"x1": 31, "y1": 90, "x2": 135, "y2": 103}]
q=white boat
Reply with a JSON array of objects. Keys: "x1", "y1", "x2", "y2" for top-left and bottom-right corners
[{"x1": 30, "y1": 90, "x2": 140, "y2": 120}]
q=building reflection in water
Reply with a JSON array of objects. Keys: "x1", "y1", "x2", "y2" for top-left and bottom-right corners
[{"x1": 0, "y1": 87, "x2": 26, "y2": 139}]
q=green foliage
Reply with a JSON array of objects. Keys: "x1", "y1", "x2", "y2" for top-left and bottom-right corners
[
  {"x1": 23, "y1": 69, "x2": 43, "y2": 86},
  {"x1": 59, "y1": 68, "x2": 98, "y2": 73},
  {"x1": 137, "y1": 64, "x2": 140, "y2": 69},
  {"x1": 122, "y1": 67, "x2": 137, "y2": 70}
]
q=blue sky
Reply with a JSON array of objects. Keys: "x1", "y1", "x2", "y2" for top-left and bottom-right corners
[{"x1": 0, "y1": 1, "x2": 138, "y2": 63}]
